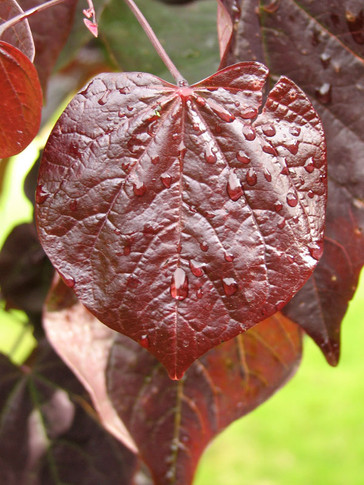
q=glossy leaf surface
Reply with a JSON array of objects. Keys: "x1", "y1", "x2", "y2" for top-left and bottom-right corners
[
  {"x1": 36, "y1": 63, "x2": 326, "y2": 378},
  {"x1": 0, "y1": 40, "x2": 42, "y2": 158},
  {"x1": 220, "y1": 0, "x2": 364, "y2": 365},
  {"x1": 43, "y1": 279, "x2": 302, "y2": 485},
  {"x1": 0, "y1": 0, "x2": 35, "y2": 61},
  {"x1": 0, "y1": 342, "x2": 137, "y2": 485}
]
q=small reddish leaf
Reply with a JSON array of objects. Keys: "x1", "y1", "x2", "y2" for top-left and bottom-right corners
[
  {"x1": 0, "y1": 40, "x2": 42, "y2": 158},
  {"x1": 108, "y1": 313, "x2": 302, "y2": 485},
  {"x1": 42, "y1": 279, "x2": 302, "y2": 485},
  {"x1": 44, "y1": 275, "x2": 137, "y2": 453},
  {"x1": 0, "y1": 0, "x2": 35, "y2": 61},
  {"x1": 36, "y1": 63, "x2": 326, "y2": 378},
  {"x1": 217, "y1": 0, "x2": 234, "y2": 63}
]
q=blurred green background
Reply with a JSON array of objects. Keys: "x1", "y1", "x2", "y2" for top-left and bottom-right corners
[{"x1": 0, "y1": 144, "x2": 363, "y2": 484}]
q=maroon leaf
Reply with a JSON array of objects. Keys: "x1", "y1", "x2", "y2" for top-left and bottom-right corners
[
  {"x1": 0, "y1": 0, "x2": 35, "y2": 61},
  {"x1": 0, "y1": 342, "x2": 138, "y2": 484},
  {"x1": 0, "y1": 40, "x2": 42, "y2": 158},
  {"x1": 220, "y1": 0, "x2": 364, "y2": 365},
  {"x1": 108, "y1": 313, "x2": 302, "y2": 485},
  {"x1": 36, "y1": 63, "x2": 326, "y2": 378},
  {"x1": 21, "y1": 0, "x2": 78, "y2": 92},
  {"x1": 44, "y1": 275, "x2": 138, "y2": 453},
  {"x1": 0, "y1": 223, "x2": 53, "y2": 329},
  {"x1": 42, "y1": 278, "x2": 302, "y2": 485}
]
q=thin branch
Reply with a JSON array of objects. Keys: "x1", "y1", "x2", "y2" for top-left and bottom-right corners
[
  {"x1": 123, "y1": 0, "x2": 187, "y2": 85},
  {"x1": 0, "y1": 0, "x2": 66, "y2": 38}
]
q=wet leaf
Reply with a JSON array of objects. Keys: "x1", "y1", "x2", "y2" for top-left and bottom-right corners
[
  {"x1": 21, "y1": 0, "x2": 78, "y2": 92},
  {"x1": 42, "y1": 279, "x2": 302, "y2": 485},
  {"x1": 0, "y1": 341, "x2": 137, "y2": 484},
  {"x1": 0, "y1": 40, "x2": 42, "y2": 158},
  {"x1": 0, "y1": 0, "x2": 35, "y2": 61},
  {"x1": 36, "y1": 63, "x2": 326, "y2": 378},
  {"x1": 221, "y1": 0, "x2": 364, "y2": 365}
]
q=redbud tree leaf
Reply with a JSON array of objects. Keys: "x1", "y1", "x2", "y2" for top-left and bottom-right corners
[
  {"x1": 44, "y1": 275, "x2": 138, "y2": 453},
  {"x1": 43, "y1": 278, "x2": 302, "y2": 485},
  {"x1": 107, "y1": 313, "x2": 302, "y2": 485},
  {"x1": 0, "y1": 342, "x2": 138, "y2": 485},
  {"x1": 0, "y1": 0, "x2": 35, "y2": 61},
  {"x1": 0, "y1": 41, "x2": 42, "y2": 158},
  {"x1": 36, "y1": 62, "x2": 326, "y2": 379},
  {"x1": 220, "y1": 0, "x2": 364, "y2": 365}
]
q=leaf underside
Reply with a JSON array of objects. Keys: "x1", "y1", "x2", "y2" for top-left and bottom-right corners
[
  {"x1": 36, "y1": 62, "x2": 326, "y2": 378},
  {"x1": 0, "y1": 40, "x2": 42, "y2": 158},
  {"x1": 44, "y1": 278, "x2": 302, "y2": 485},
  {"x1": 220, "y1": 0, "x2": 364, "y2": 365}
]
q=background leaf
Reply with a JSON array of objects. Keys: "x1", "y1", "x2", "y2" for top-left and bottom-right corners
[
  {"x1": 0, "y1": 41, "x2": 42, "y2": 158},
  {"x1": 220, "y1": 0, "x2": 364, "y2": 366},
  {"x1": 42, "y1": 279, "x2": 302, "y2": 485},
  {"x1": 0, "y1": 0, "x2": 35, "y2": 61},
  {"x1": 0, "y1": 341, "x2": 138, "y2": 485}
]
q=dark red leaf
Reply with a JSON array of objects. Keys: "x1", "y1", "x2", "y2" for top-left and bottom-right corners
[
  {"x1": 0, "y1": 342, "x2": 138, "y2": 484},
  {"x1": 0, "y1": 40, "x2": 42, "y2": 158},
  {"x1": 21, "y1": 0, "x2": 78, "y2": 92},
  {"x1": 36, "y1": 63, "x2": 326, "y2": 379},
  {"x1": 220, "y1": 0, "x2": 364, "y2": 365},
  {"x1": 42, "y1": 278, "x2": 302, "y2": 485},
  {"x1": 44, "y1": 275, "x2": 137, "y2": 453},
  {"x1": 108, "y1": 313, "x2": 302, "y2": 485},
  {"x1": 0, "y1": 0, "x2": 35, "y2": 61},
  {"x1": 0, "y1": 223, "x2": 53, "y2": 329}
]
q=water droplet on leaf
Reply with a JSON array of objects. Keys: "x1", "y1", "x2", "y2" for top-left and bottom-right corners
[
  {"x1": 274, "y1": 201, "x2": 283, "y2": 212},
  {"x1": 224, "y1": 252, "x2": 234, "y2": 262},
  {"x1": 264, "y1": 169, "x2": 272, "y2": 182},
  {"x1": 60, "y1": 272, "x2": 75, "y2": 288},
  {"x1": 315, "y1": 83, "x2": 332, "y2": 104},
  {"x1": 171, "y1": 268, "x2": 188, "y2": 301},
  {"x1": 308, "y1": 241, "x2": 324, "y2": 260},
  {"x1": 262, "y1": 124, "x2": 276, "y2": 137},
  {"x1": 304, "y1": 157, "x2": 315, "y2": 173},
  {"x1": 236, "y1": 150, "x2": 250, "y2": 164},
  {"x1": 246, "y1": 168, "x2": 257, "y2": 186},
  {"x1": 222, "y1": 278, "x2": 238, "y2": 296},
  {"x1": 286, "y1": 192, "x2": 298, "y2": 207},
  {"x1": 289, "y1": 126, "x2": 301, "y2": 137},
  {"x1": 205, "y1": 146, "x2": 217, "y2": 164},
  {"x1": 139, "y1": 334, "x2": 149, "y2": 348},
  {"x1": 242, "y1": 125, "x2": 256, "y2": 141},
  {"x1": 35, "y1": 185, "x2": 49, "y2": 204},
  {"x1": 227, "y1": 171, "x2": 243, "y2": 201},
  {"x1": 161, "y1": 173, "x2": 172, "y2": 188},
  {"x1": 133, "y1": 180, "x2": 146, "y2": 196},
  {"x1": 189, "y1": 260, "x2": 204, "y2": 277},
  {"x1": 200, "y1": 241, "x2": 208, "y2": 252},
  {"x1": 263, "y1": 144, "x2": 278, "y2": 156}
]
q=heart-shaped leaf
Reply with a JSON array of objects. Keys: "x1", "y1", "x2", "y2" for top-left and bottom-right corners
[
  {"x1": 0, "y1": 40, "x2": 42, "y2": 158},
  {"x1": 220, "y1": 0, "x2": 364, "y2": 365},
  {"x1": 43, "y1": 278, "x2": 302, "y2": 485},
  {"x1": 36, "y1": 62, "x2": 326, "y2": 378}
]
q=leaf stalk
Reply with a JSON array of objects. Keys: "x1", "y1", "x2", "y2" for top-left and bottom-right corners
[{"x1": 123, "y1": 0, "x2": 187, "y2": 85}]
